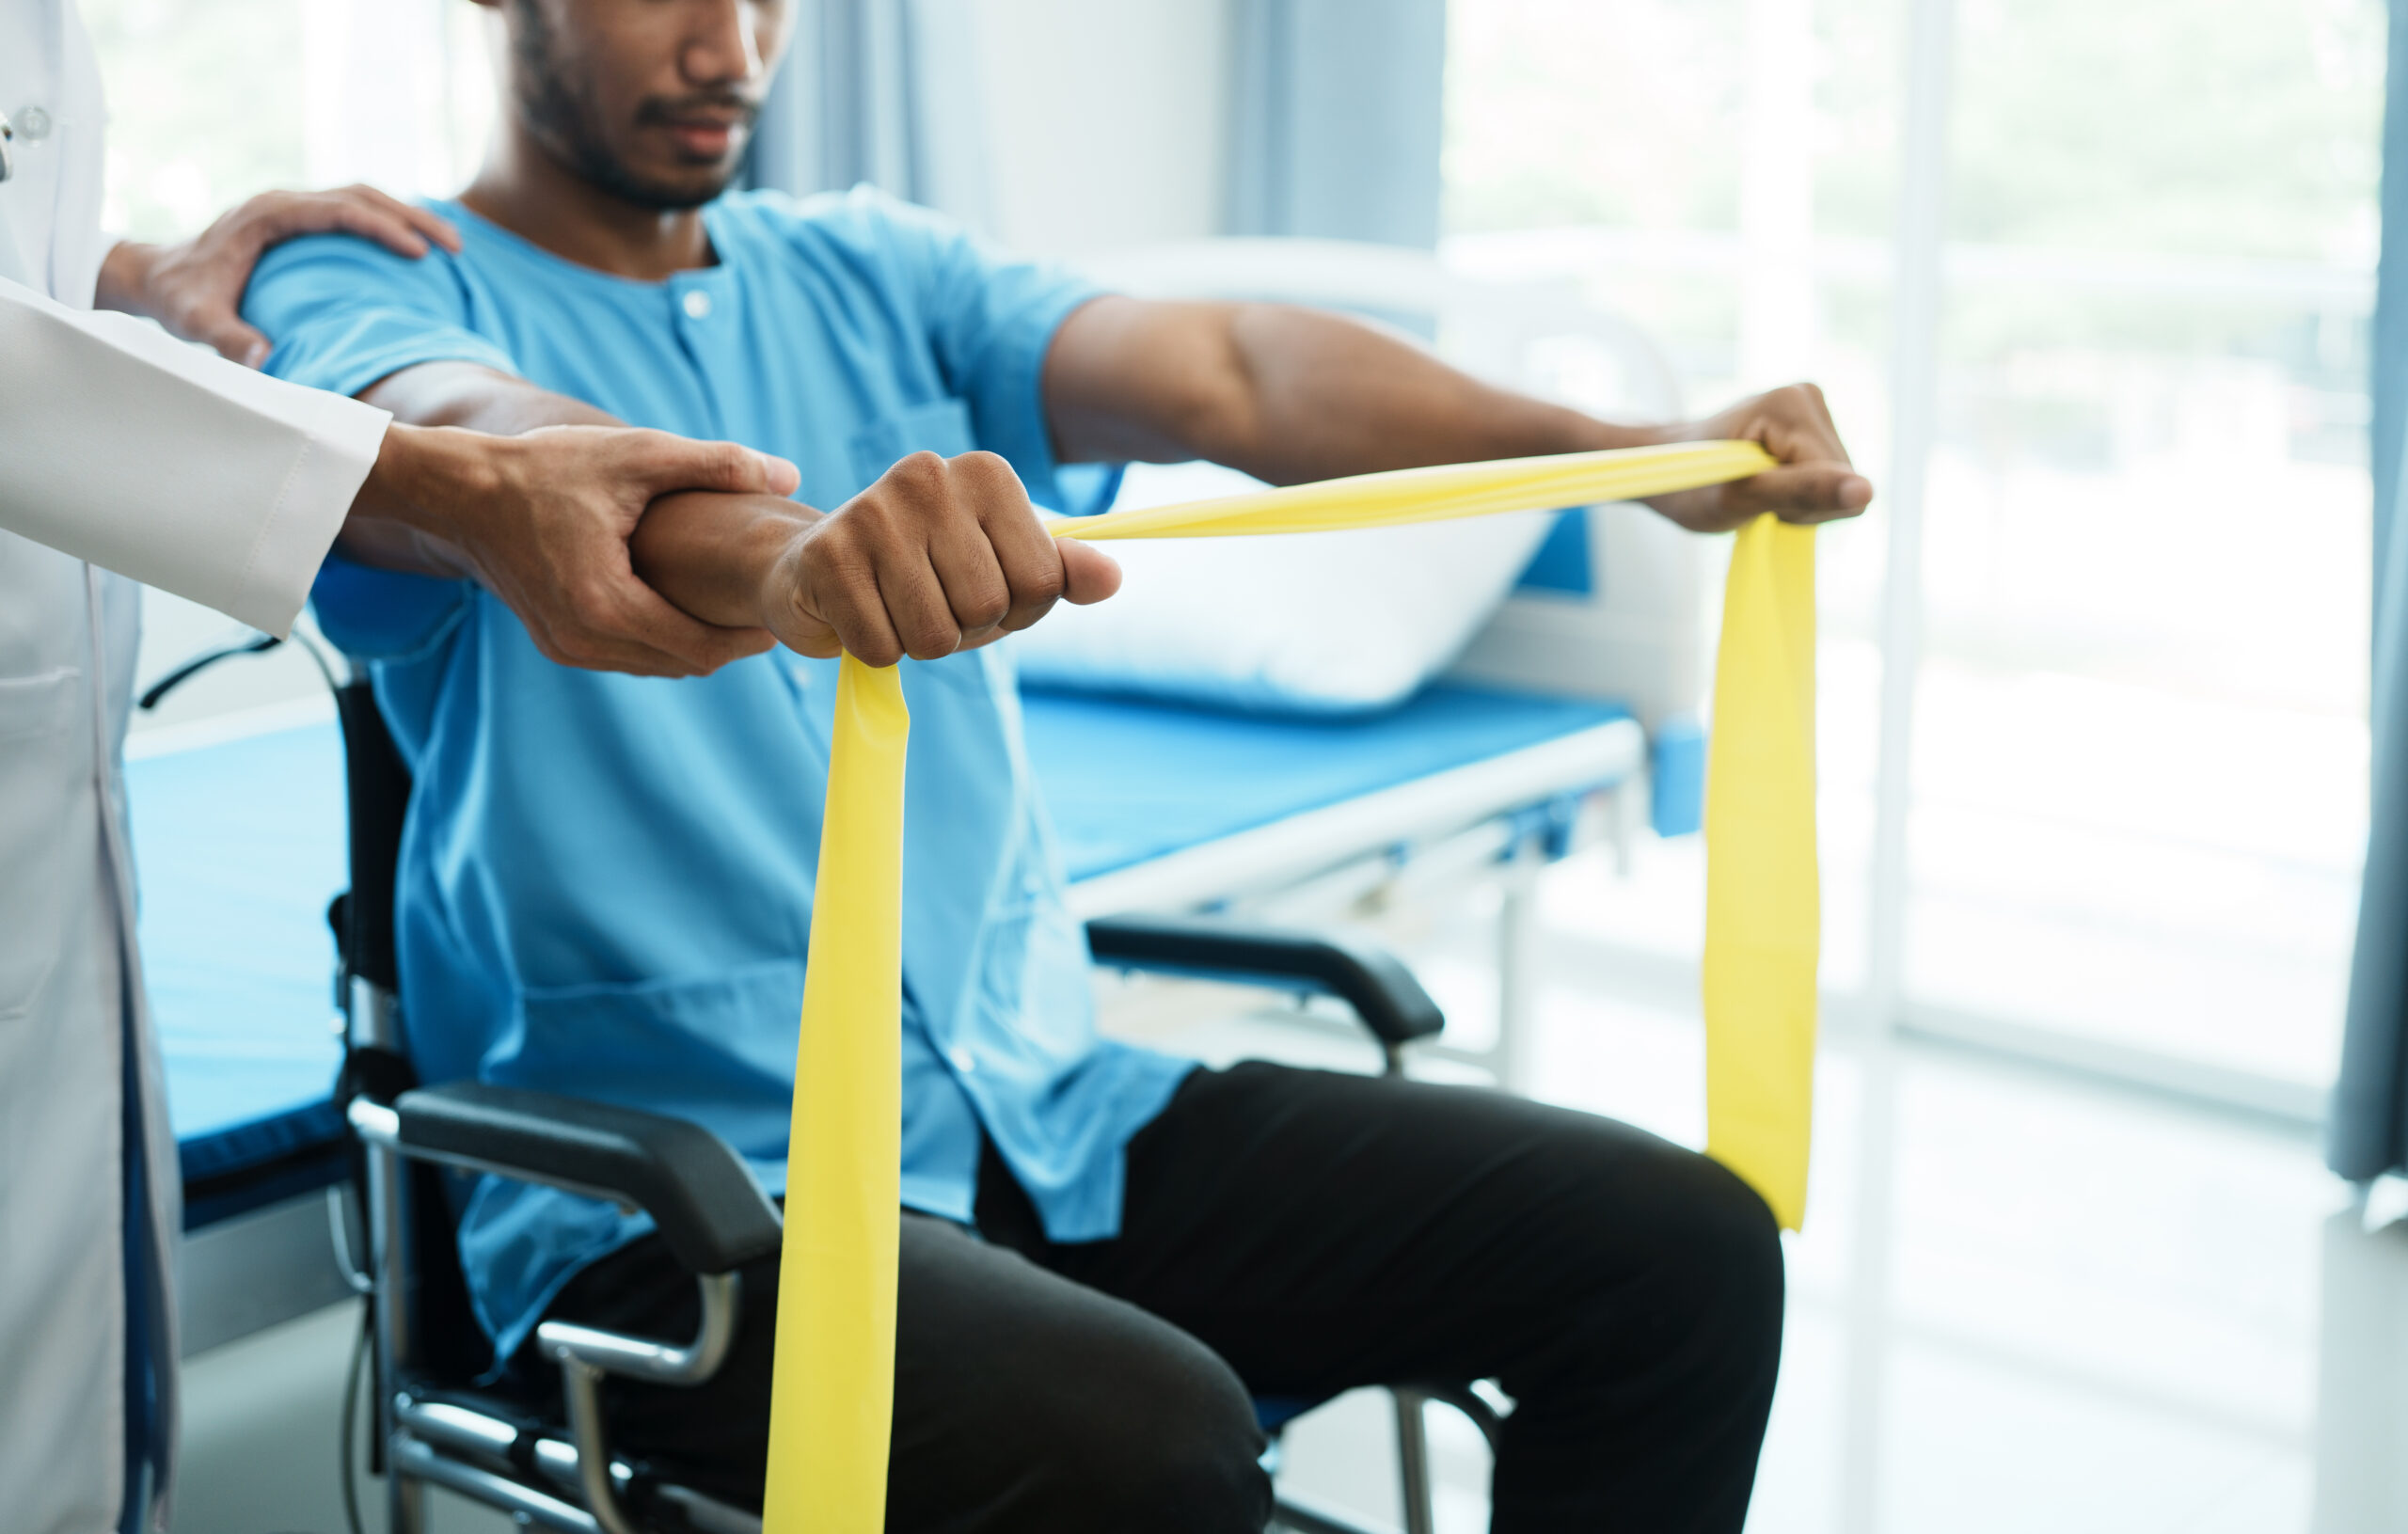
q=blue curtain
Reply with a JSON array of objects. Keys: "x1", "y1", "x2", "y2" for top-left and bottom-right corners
[
  {"x1": 748, "y1": 0, "x2": 991, "y2": 229},
  {"x1": 1226, "y1": 0, "x2": 1449, "y2": 248},
  {"x1": 2330, "y1": 0, "x2": 2408, "y2": 1183}
]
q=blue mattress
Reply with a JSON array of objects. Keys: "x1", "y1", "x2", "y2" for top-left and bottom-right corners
[
  {"x1": 131, "y1": 683, "x2": 1638, "y2": 1224},
  {"x1": 1020, "y1": 683, "x2": 1632, "y2": 879},
  {"x1": 125, "y1": 724, "x2": 351, "y2": 1225}
]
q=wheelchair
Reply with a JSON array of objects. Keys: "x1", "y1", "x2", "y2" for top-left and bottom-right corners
[{"x1": 319, "y1": 674, "x2": 1504, "y2": 1534}]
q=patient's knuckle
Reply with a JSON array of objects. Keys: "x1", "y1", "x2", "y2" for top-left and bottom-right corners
[
  {"x1": 902, "y1": 615, "x2": 961, "y2": 661},
  {"x1": 959, "y1": 581, "x2": 1010, "y2": 630},
  {"x1": 887, "y1": 451, "x2": 946, "y2": 493},
  {"x1": 958, "y1": 449, "x2": 1012, "y2": 483},
  {"x1": 1016, "y1": 557, "x2": 1066, "y2": 607}
]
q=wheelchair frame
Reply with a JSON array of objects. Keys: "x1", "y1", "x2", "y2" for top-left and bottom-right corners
[{"x1": 326, "y1": 676, "x2": 1501, "y2": 1534}]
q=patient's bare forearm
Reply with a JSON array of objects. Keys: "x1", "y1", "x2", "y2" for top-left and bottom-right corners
[
  {"x1": 636, "y1": 451, "x2": 1120, "y2": 666},
  {"x1": 629, "y1": 489, "x2": 819, "y2": 631},
  {"x1": 1045, "y1": 297, "x2": 1647, "y2": 485},
  {"x1": 1044, "y1": 295, "x2": 1871, "y2": 530}
]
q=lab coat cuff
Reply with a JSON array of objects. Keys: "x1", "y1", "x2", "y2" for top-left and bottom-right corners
[{"x1": 230, "y1": 392, "x2": 390, "y2": 637}]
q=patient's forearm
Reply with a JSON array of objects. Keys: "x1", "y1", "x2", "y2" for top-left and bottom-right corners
[
  {"x1": 634, "y1": 451, "x2": 1121, "y2": 666},
  {"x1": 1045, "y1": 298, "x2": 1645, "y2": 485},
  {"x1": 628, "y1": 490, "x2": 819, "y2": 631}
]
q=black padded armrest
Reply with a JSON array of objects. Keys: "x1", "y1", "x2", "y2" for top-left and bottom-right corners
[
  {"x1": 1085, "y1": 914, "x2": 1445, "y2": 1047},
  {"x1": 393, "y1": 1083, "x2": 782, "y2": 1275}
]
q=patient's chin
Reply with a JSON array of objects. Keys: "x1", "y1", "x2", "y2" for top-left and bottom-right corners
[{"x1": 585, "y1": 153, "x2": 737, "y2": 213}]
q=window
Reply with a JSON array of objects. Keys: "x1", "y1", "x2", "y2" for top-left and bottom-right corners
[
  {"x1": 1444, "y1": 0, "x2": 2384, "y2": 1100},
  {"x1": 85, "y1": 0, "x2": 493, "y2": 243}
]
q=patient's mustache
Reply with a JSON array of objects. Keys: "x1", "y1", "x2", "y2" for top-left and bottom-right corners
[{"x1": 636, "y1": 92, "x2": 761, "y2": 128}]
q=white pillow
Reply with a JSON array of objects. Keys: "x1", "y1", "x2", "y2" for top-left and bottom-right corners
[{"x1": 1014, "y1": 460, "x2": 1557, "y2": 714}]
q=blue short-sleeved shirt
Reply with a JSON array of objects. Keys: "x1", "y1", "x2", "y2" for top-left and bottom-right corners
[{"x1": 244, "y1": 188, "x2": 1195, "y2": 1364}]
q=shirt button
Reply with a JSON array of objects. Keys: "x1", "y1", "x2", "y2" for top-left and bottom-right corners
[
  {"x1": 14, "y1": 105, "x2": 52, "y2": 142},
  {"x1": 947, "y1": 1045, "x2": 977, "y2": 1074},
  {"x1": 681, "y1": 290, "x2": 712, "y2": 320}
]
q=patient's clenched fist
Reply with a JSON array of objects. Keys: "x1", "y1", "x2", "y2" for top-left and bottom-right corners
[
  {"x1": 762, "y1": 451, "x2": 1122, "y2": 666},
  {"x1": 1645, "y1": 382, "x2": 1874, "y2": 533}
]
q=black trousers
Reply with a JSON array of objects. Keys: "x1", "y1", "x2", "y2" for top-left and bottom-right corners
[{"x1": 533, "y1": 1062, "x2": 1784, "y2": 1532}]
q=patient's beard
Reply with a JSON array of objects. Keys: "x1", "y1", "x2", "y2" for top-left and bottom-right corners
[{"x1": 510, "y1": 2, "x2": 734, "y2": 212}]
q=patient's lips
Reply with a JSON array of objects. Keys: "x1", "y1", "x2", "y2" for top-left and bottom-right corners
[
  {"x1": 638, "y1": 92, "x2": 757, "y2": 163},
  {"x1": 667, "y1": 119, "x2": 737, "y2": 159}
]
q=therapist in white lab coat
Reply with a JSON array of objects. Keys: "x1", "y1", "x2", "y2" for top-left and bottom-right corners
[{"x1": 0, "y1": 7, "x2": 800, "y2": 1530}]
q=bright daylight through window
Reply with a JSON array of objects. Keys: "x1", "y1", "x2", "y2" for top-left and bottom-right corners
[{"x1": 1444, "y1": 0, "x2": 2384, "y2": 1105}]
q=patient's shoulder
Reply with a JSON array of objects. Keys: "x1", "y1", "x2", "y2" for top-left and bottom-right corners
[
  {"x1": 245, "y1": 200, "x2": 478, "y2": 327},
  {"x1": 243, "y1": 198, "x2": 510, "y2": 396}
]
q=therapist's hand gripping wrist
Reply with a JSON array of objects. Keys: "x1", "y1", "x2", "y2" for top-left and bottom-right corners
[
  {"x1": 633, "y1": 450, "x2": 1122, "y2": 669},
  {"x1": 356, "y1": 422, "x2": 802, "y2": 679},
  {"x1": 95, "y1": 185, "x2": 462, "y2": 367}
]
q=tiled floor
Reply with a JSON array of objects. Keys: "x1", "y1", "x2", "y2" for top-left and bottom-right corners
[{"x1": 1101, "y1": 896, "x2": 2408, "y2": 1534}]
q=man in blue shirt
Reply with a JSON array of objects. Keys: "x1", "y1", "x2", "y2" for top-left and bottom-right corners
[{"x1": 246, "y1": 1, "x2": 1871, "y2": 1528}]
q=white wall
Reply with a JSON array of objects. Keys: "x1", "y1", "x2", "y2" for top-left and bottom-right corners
[{"x1": 967, "y1": 0, "x2": 1234, "y2": 258}]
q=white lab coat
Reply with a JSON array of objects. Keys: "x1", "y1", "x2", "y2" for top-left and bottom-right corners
[{"x1": 0, "y1": 5, "x2": 389, "y2": 1529}]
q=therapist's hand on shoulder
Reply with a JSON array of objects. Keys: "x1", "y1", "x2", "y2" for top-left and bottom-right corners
[
  {"x1": 764, "y1": 451, "x2": 1122, "y2": 667},
  {"x1": 95, "y1": 184, "x2": 461, "y2": 367},
  {"x1": 1643, "y1": 383, "x2": 1875, "y2": 533}
]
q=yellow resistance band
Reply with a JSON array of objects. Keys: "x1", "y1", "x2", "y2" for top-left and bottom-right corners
[{"x1": 761, "y1": 438, "x2": 1814, "y2": 1533}]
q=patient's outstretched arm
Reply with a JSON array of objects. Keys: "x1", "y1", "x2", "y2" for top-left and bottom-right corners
[{"x1": 1041, "y1": 297, "x2": 1874, "y2": 533}]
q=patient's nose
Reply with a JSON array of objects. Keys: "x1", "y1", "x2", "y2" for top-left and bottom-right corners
[{"x1": 681, "y1": 0, "x2": 766, "y2": 87}]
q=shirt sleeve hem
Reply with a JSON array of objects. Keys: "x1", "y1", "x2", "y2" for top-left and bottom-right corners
[
  {"x1": 983, "y1": 286, "x2": 1107, "y2": 509},
  {"x1": 226, "y1": 393, "x2": 393, "y2": 636}
]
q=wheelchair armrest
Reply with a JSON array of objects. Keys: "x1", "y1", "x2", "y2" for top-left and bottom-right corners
[
  {"x1": 1084, "y1": 914, "x2": 1445, "y2": 1047},
  {"x1": 374, "y1": 1082, "x2": 783, "y2": 1276}
]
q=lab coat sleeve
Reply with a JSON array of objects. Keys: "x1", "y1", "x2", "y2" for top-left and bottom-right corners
[{"x1": 0, "y1": 277, "x2": 389, "y2": 637}]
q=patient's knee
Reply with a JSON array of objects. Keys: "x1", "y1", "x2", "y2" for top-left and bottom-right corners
[
  {"x1": 1041, "y1": 1323, "x2": 1270, "y2": 1533},
  {"x1": 1624, "y1": 1150, "x2": 1786, "y2": 1384}
]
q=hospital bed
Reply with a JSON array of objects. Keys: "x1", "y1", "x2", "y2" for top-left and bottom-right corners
[{"x1": 144, "y1": 242, "x2": 1711, "y2": 1526}]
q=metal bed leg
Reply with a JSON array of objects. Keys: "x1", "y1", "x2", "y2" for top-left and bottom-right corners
[
  {"x1": 1495, "y1": 834, "x2": 1542, "y2": 1094},
  {"x1": 1392, "y1": 1387, "x2": 1437, "y2": 1534},
  {"x1": 1608, "y1": 778, "x2": 1639, "y2": 878}
]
